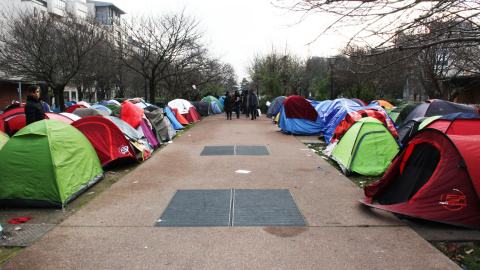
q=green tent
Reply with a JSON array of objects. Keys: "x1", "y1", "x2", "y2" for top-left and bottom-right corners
[
  {"x1": 0, "y1": 132, "x2": 8, "y2": 150},
  {"x1": 331, "y1": 117, "x2": 399, "y2": 176},
  {"x1": 0, "y1": 120, "x2": 104, "y2": 207},
  {"x1": 388, "y1": 103, "x2": 418, "y2": 126},
  {"x1": 202, "y1": 96, "x2": 224, "y2": 112}
]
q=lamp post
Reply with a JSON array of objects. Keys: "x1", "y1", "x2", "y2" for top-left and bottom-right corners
[{"x1": 328, "y1": 58, "x2": 335, "y2": 100}]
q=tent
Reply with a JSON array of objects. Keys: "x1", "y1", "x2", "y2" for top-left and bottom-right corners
[
  {"x1": 65, "y1": 104, "x2": 87, "y2": 113},
  {"x1": 372, "y1": 100, "x2": 394, "y2": 108},
  {"x1": 90, "y1": 104, "x2": 112, "y2": 115},
  {"x1": 116, "y1": 101, "x2": 145, "y2": 128},
  {"x1": 362, "y1": 129, "x2": 480, "y2": 229},
  {"x1": 0, "y1": 120, "x2": 104, "y2": 207},
  {"x1": 0, "y1": 107, "x2": 73, "y2": 137},
  {"x1": 71, "y1": 116, "x2": 140, "y2": 167},
  {"x1": 331, "y1": 109, "x2": 398, "y2": 143},
  {"x1": 76, "y1": 101, "x2": 91, "y2": 107},
  {"x1": 138, "y1": 117, "x2": 161, "y2": 150},
  {"x1": 60, "y1": 112, "x2": 82, "y2": 122},
  {"x1": 73, "y1": 108, "x2": 110, "y2": 118},
  {"x1": 104, "y1": 116, "x2": 152, "y2": 161},
  {"x1": 403, "y1": 99, "x2": 479, "y2": 123},
  {"x1": 319, "y1": 98, "x2": 391, "y2": 143},
  {"x1": 350, "y1": 98, "x2": 367, "y2": 106},
  {"x1": 101, "y1": 100, "x2": 121, "y2": 106},
  {"x1": 171, "y1": 108, "x2": 190, "y2": 126},
  {"x1": 144, "y1": 108, "x2": 176, "y2": 142},
  {"x1": 168, "y1": 99, "x2": 201, "y2": 123},
  {"x1": 202, "y1": 96, "x2": 224, "y2": 112},
  {"x1": 278, "y1": 95, "x2": 323, "y2": 136},
  {"x1": 210, "y1": 101, "x2": 222, "y2": 114},
  {"x1": 105, "y1": 104, "x2": 118, "y2": 111},
  {"x1": 191, "y1": 101, "x2": 213, "y2": 117},
  {"x1": 267, "y1": 96, "x2": 287, "y2": 118},
  {"x1": 164, "y1": 107, "x2": 184, "y2": 130},
  {"x1": 0, "y1": 131, "x2": 8, "y2": 150},
  {"x1": 423, "y1": 113, "x2": 480, "y2": 135},
  {"x1": 387, "y1": 104, "x2": 418, "y2": 126},
  {"x1": 397, "y1": 117, "x2": 429, "y2": 144},
  {"x1": 331, "y1": 117, "x2": 399, "y2": 176}
]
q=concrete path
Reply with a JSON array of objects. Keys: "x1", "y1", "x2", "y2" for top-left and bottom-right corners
[{"x1": 1, "y1": 114, "x2": 460, "y2": 269}]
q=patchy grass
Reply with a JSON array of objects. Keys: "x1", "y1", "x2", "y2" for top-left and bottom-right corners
[
  {"x1": 305, "y1": 141, "x2": 480, "y2": 269},
  {"x1": 0, "y1": 247, "x2": 22, "y2": 265}
]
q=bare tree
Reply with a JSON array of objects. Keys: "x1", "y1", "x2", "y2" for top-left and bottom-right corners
[
  {"x1": 277, "y1": 1, "x2": 480, "y2": 52},
  {"x1": 0, "y1": 9, "x2": 106, "y2": 111},
  {"x1": 118, "y1": 10, "x2": 204, "y2": 104}
]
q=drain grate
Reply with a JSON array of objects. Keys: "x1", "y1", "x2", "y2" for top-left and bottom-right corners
[
  {"x1": 155, "y1": 190, "x2": 232, "y2": 227},
  {"x1": 200, "y1": 146, "x2": 269, "y2": 156},
  {"x1": 155, "y1": 189, "x2": 307, "y2": 227},
  {"x1": 0, "y1": 224, "x2": 56, "y2": 247},
  {"x1": 235, "y1": 146, "x2": 270, "y2": 156},
  {"x1": 200, "y1": 146, "x2": 235, "y2": 156},
  {"x1": 233, "y1": 189, "x2": 307, "y2": 226}
]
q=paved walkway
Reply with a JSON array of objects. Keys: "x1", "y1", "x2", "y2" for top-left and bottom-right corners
[{"x1": 1, "y1": 114, "x2": 460, "y2": 269}]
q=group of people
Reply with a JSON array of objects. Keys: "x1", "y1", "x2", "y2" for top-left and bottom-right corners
[{"x1": 223, "y1": 90, "x2": 259, "y2": 120}]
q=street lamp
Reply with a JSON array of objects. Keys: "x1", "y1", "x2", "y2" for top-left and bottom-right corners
[{"x1": 328, "y1": 58, "x2": 336, "y2": 100}]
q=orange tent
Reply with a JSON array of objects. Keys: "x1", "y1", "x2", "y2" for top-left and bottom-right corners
[
  {"x1": 373, "y1": 100, "x2": 394, "y2": 108},
  {"x1": 171, "y1": 108, "x2": 189, "y2": 125}
]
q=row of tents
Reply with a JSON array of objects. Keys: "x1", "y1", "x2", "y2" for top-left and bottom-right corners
[
  {"x1": 268, "y1": 95, "x2": 480, "y2": 229},
  {"x1": 0, "y1": 97, "x2": 220, "y2": 208}
]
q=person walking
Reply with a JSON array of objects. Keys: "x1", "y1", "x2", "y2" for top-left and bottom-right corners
[
  {"x1": 224, "y1": 91, "x2": 235, "y2": 120},
  {"x1": 25, "y1": 85, "x2": 45, "y2": 125},
  {"x1": 233, "y1": 90, "x2": 241, "y2": 118},
  {"x1": 249, "y1": 90, "x2": 259, "y2": 120},
  {"x1": 245, "y1": 90, "x2": 251, "y2": 118}
]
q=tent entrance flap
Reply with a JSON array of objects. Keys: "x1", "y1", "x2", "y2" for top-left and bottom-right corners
[{"x1": 379, "y1": 143, "x2": 440, "y2": 205}]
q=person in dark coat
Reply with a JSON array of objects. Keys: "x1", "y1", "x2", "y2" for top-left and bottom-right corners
[
  {"x1": 25, "y1": 85, "x2": 45, "y2": 125},
  {"x1": 249, "y1": 90, "x2": 259, "y2": 120},
  {"x1": 224, "y1": 91, "x2": 235, "y2": 120},
  {"x1": 233, "y1": 90, "x2": 241, "y2": 118}
]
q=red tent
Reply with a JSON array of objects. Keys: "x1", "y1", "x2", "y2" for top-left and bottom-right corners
[
  {"x1": 424, "y1": 112, "x2": 480, "y2": 135},
  {"x1": 120, "y1": 101, "x2": 144, "y2": 128},
  {"x1": 182, "y1": 107, "x2": 201, "y2": 123},
  {"x1": 65, "y1": 104, "x2": 87, "y2": 113},
  {"x1": 71, "y1": 116, "x2": 139, "y2": 166},
  {"x1": 361, "y1": 129, "x2": 480, "y2": 229},
  {"x1": 331, "y1": 109, "x2": 398, "y2": 143},
  {"x1": 0, "y1": 107, "x2": 73, "y2": 137},
  {"x1": 282, "y1": 95, "x2": 318, "y2": 122},
  {"x1": 171, "y1": 108, "x2": 190, "y2": 125}
]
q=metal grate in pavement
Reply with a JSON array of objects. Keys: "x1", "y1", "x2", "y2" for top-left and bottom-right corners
[
  {"x1": 200, "y1": 146, "x2": 235, "y2": 156},
  {"x1": 0, "y1": 224, "x2": 56, "y2": 247},
  {"x1": 155, "y1": 189, "x2": 307, "y2": 227},
  {"x1": 155, "y1": 190, "x2": 232, "y2": 227},
  {"x1": 235, "y1": 146, "x2": 270, "y2": 156}
]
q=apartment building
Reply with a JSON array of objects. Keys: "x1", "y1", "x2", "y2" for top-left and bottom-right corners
[{"x1": 0, "y1": 0, "x2": 125, "y2": 110}]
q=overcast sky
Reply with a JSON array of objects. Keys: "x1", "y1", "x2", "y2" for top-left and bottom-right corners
[{"x1": 111, "y1": 0, "x2": 348, "y2": 83}]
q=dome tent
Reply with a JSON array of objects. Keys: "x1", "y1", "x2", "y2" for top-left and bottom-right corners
[
  {"x1": 362, "y1": 129, "x2": 480, "y2": 229},
  {"x1": 0, "y1": 120, "x2": 104, "y2": 207},
  {"x1": 331, "y1": 117, "x2": 399, "y2": 176}
]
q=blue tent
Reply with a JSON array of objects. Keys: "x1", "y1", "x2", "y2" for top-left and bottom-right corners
[
  {"x1": 90, "y1": 104, "x2": 112, "y2": 115},
  {"x1": 315, "y1": 100, "x2": 332, "y2": 114},
  {"x1": 320, "y1": 98, "x2": 395, "y2": 143},
  {"x1": 278, "y1": 95, "x2": 323, "y2": 136},
  {"x1": 164, "y1": 107, "x2": 184, "y2": 130},
  {"x1": 219, "y1": 96, "x2": 226, "y2": 107},
  {"x1": 211, "y1": 101, "x2": 222, "y2": 114},
  {"x1": 266, "y1": 96, "x2": 286, "y2": 117}
]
